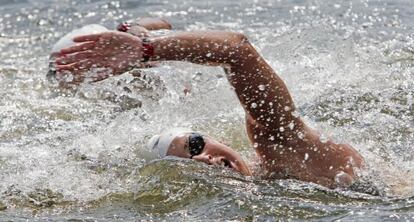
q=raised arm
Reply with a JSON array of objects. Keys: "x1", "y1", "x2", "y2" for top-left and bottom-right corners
[
  {"x1": 154, "y1": 32, "x2": 364, "y2": 187},
  {"x1": 151, "y1": 31, "x2": 302, "y2": 134}
]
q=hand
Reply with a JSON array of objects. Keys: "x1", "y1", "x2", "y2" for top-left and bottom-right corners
[
  {"x1": 125, "y1": 25, "x2": 150, "y2": 38},
  {"x1": 55, "y1": 31, "x2": 143, "y2": 84},
  {"x1": 132, "y1": 17, "x2": 172, "y2": 30},
  {"x1": 117, "y1": 17, "x2": 171, "y2": 38}
]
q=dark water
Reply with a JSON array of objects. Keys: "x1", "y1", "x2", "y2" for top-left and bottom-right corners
[{"x1": 1, "y1": 0, "x2": 414, "y2": 221}]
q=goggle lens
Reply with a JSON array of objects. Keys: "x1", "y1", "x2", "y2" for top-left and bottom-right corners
[{"x1": 188, "y1": 133, "x2": 205, "y2": 157}]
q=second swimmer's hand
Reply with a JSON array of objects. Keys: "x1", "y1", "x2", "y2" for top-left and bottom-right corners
[{"x1": 55, "y1": 31, "x2": 143, "y2": 84}]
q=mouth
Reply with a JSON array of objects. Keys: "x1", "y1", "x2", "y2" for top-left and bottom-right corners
[
  {"x1": 217, "y1": 159, "x2": 250, "y2": 175},
  {"x1": 222, "y1": 159, "x2": 232, "y2": 168},
  {"x1": 223, "y1": 159, "x2": 243, "y2": 173}
]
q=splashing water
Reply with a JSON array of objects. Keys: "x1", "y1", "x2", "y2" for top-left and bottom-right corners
[{"x1": 1, "y1": 0, "x2": 414, "y2": 220}]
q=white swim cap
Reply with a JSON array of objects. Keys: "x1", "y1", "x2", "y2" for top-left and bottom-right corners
[
  {"x1": 51, "y1": 24, "x2": 108, "y2": 53},
  {"x1": 146, "y1": 128, "x2": 192, "y2": 158}
]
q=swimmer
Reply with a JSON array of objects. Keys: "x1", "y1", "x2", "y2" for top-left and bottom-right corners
[{"x1": 53, "y1": 18, "x2": 364, "y2": 188}]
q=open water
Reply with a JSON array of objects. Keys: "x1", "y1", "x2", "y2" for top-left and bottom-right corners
[{"x1": 0, "y1": 0, "x2": 414, "y2": 221}]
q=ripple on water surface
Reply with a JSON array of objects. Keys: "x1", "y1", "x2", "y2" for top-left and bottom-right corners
[{"x1": 0, "y1": 0, "x2": 414, "y2": 221}]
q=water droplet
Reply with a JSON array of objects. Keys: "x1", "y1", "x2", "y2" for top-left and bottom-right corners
[
  {"x1": 320, "y1": 134, "x2": 329, "y2": 143},
  {"x1": 206, "y1": 52, "x2": 212, "y2": 57},
  {"x1": 220, "y1": 119, "x2": 228, "y2": 123},
  {"x1": 236, "y1": 199, "x2": 245, "y2": 206},
  {"x1": 279, "y1": 127, "x2": 285, "y2": 132},
  {"x1": 38, "y1": 18, "x2": 49, "y2": 26},
  {"x1": 284, "y1": 106, "x2": 291, "y2": 111},
  {"x1": 304, "y1": 153, "x2": 309, "y2": 161},
  {"x1": 251, "y1": 103, "x2": 257, "y2": 108},
  {"x1": 269, "y1": 136, "x2": 274, "y2": 141},
  {"x1": 291, "y1": 110, "x2": 299, "y2": 117},
  {"x1": 258, "y1": 85, "x2": 265, "y2": 91}
]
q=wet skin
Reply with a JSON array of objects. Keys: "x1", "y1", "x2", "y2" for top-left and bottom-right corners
[
  {"x1": 54, "y1": 18, "x2": 365, "y2": 188},
  {"x1": 167, "y1": 134, "x2": 252, "y2": 176}
]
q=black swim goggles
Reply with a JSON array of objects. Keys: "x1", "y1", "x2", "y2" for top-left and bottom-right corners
[{"x1": 188, "y1": 133, "x2": 206, "y2": 158}]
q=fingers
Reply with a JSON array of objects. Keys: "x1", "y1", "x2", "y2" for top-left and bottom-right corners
[
  {"x1": 56, "y1": 59, "x2": 94, "y2": 73},
  {"x1": 127, "y1": 26, "x2": 150, "y2": 38},
  {"x1": 60, "y1": 42, "x2": 96, "y2": 54},
  {"x1": 56, "y1": 51, "x2": 95, "y2": 65},
  {"x1": 73, "y1": 34, "x2": 102, "y2": 42},
  {"x1": 134, "y1": 17, "x2": 172, "y2": 30}
]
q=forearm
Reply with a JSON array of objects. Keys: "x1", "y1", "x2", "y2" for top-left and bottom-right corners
[{"x1": 150, "y1": 31, "x2": 248, "y2": 65}]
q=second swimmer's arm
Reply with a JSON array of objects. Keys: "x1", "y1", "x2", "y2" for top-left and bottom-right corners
[{"x1": 133, "y1": 17, "x2": 172, "y2": 30}]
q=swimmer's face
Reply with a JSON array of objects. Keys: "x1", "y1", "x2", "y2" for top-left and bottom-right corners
[{"x1": 167, "y1": 133, "x2": 252, "y2": 176}]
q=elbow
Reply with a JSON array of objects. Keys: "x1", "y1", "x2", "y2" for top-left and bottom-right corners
[
  {"x1": 233, "y1": 32, "x2": 249, "y2": 43},
  {"x1": 227, "y1": 32, "x2": 249, "y2": 46},
  {"x1": 225, "y1": 32, "x2": 254, "y2": 64}
]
